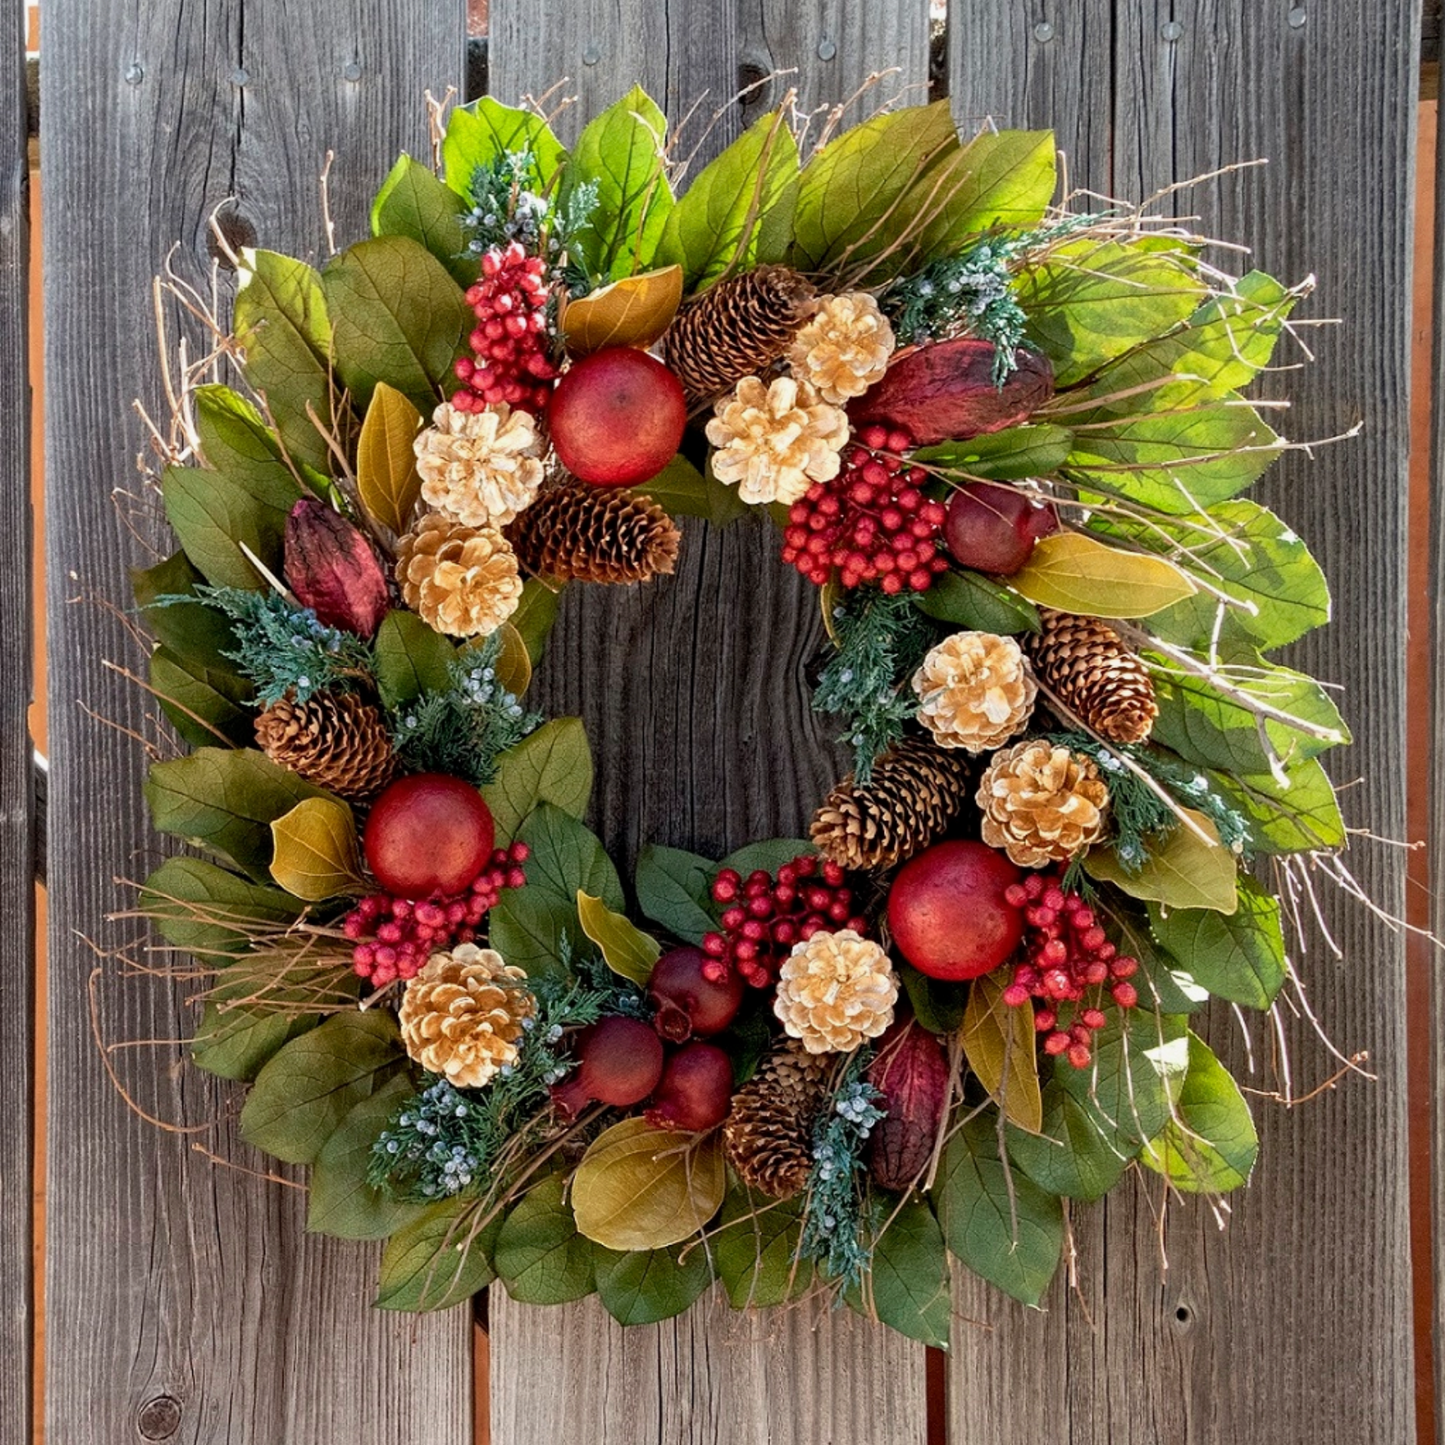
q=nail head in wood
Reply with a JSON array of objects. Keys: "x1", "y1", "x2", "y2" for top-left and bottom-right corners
[{"x1": 1034, "y1": 21, "x2": 1055, "y2": 42}]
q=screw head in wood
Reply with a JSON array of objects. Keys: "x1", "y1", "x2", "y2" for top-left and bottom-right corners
[
  {"x1": 342, "y1": 60, "x2": 363, "y2": 81},
  {"x1": 582, "y1": 44, "x2": 600, "y2": 66},
  {"x1": 1161, "y1": 19, "x2": 1183, "y2": 40},
  {"x1": 817, "y1": 37, "x2": 836, "y2": 60},
  {"x1": 1034, "y1": 21, "x2": 1055, "y2": 42},
  {"x1": 1288, "y1": 5, "x2": 1307, "y2": 25},
  {"x1": 124, "y1": 62, "x2": 144, "y2": 85}
]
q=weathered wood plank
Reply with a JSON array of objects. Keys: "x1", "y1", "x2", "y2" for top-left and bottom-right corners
[
  {"x1": 42, "y1": 5, "x2": 472, "y2": 1441},
  {"x1": 0, "y1": 0, "x2": 31, "y2": 1436},
  {"x1": 487, "y1": 5, "x2": 932, "y2": 1441},
  {"x1": 949, "y1": 3, "x2": 1419, "y2": 1441}
]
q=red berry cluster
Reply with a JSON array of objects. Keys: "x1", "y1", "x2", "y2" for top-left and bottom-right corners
[
  {"x1": 701, "y1": 855, "x2": 869, "y2": 989},
  {"x1": 452, "y1": 241, "x2": 557, "y2": 415},
  {"x1": 780, "y1": 425, "x2": 950, "y2": 594},
  {"x1": 343, "y1": 842, "x2": 530, "y2": 988},
  {"x1": 999, "y1": 871, "x2": 1140, "y2": 1069}
]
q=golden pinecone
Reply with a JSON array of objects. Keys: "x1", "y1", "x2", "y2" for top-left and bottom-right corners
[
  {"x1": 774, "y1": 929, "x2": 899, "y2": 1055},
  {"x1": 913, "y1": 630, "x2": 1037, "y2": 753},
  {"x1": 787, "y1": 292, "x2": 895, "y2": 404},
  {"x1": 705, "y1": 375, "x2": 849, "y2": 505},
  {"x1": 1025, "y1": 608, "x2": 1158, "y2": 744},
  {"x1": 976, "y1": 740, "x2": 1110, "y2": 867},
  {"x1": 506, "y1": 480, "x2": 682, "y2": 584},
  {"x1": 664, "y1": 264, "x2": 817, "y2": 404},
  {"x1": 396, "y1": 511, "x2": 522, "y2": 637},
  {"x1": 810, "y1": 738, "x2": 974, "y2": 871},
  {"x1": 414, "y1": 401, "x2": 545, "y2": 529},
  {"x1": 254, "y1": 690, "x2": 397, "y2": 801},
  {"x1": 398, "y1": 944, "x2": 535, "y2": 1089},
  {"x1": 723, "y1": 1042, "x2": 831, "y2": 1200}
]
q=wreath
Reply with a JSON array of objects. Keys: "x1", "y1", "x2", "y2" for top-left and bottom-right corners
[{"x1": 124, "y1": 88, "x2": 1351, "y2": 1340}]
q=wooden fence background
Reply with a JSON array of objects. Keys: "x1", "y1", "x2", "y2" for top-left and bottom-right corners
[{"x1": 7, "y1": 0, "x2": 1425, "y2": 1440}]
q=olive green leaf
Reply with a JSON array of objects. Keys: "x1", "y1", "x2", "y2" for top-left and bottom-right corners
[
  {"x1": 510, "y1": 579, "x2": 563, "y2": 666},
  {"x1": 481, "y1": 717, "x2": 594, "y2": 844},
  {"x1": 962, "y1": 973, "x2": 1043, "y2": 1133},
  {"x1": 493, "y1": 1174, "x2": 598, "y2": 1305},
  {"x1": 636, "y1": 451, "x2": 748, "y2": 527},
  {"x1": 915, "y1": 127, "x2": 1056, "y2": 258},
  {"x1": 593, "y1": 1243, "x2": 713, "y2": 1325},
  {"x1": 913, "y1": 423, "x2": 1073, "y2": 481},
  {"x1": 1005, "y1": 1082, "x2": 1129, "y2": 1201},
  {"x1": 442, "y1": 97, "x2": 567, "y2": 196},
  {"x1": 140, "y1": 855, "x2": 303, "y2": 958},
  {"x1": 1140, "y1": 1033, "x2": 1258, "y2": 1193},
  {"x1": 373, "y1": 609, "x2": 455, "y2": 709},
  {"x1": 913, "y1": 569, "x2": 1040, "y2": 635},
  {"x1": 1210, "y1": 757, "x2": 1346, "y2": 855},
  {"x1": 715, "y1": 1185, "x2": 811, "y2": 1309},
  {"x1": 191, "y1": 1002, "x2": 320, "y2": 1082},
  {"x1": 849, "y1": 1198, "x2": 953, "y2": 1348},
  {"x1": 1008, "y1": 531, "x2": 1196, "y2": 618},
  {"x1": 376, "y1": 1199, "x2": 503, "y2": 1311},
  {"x1": 1146, "y1": 876, "x2": 1286, "y2": 1009},
  {"x1": 371, "y1": 152, "x2": 477, "y2": 287},
  {"x1": 577, "y1": 890, "x2": 662, "y2": 986},
  {"x1": 1085, "y1": 809, "x2": 1238, "y2": 914},
  {"x1": 634, "y1": 844, "x2": 718, "y2": 945},
  {"x1": 356, "y1": 381, "x2": 424, "y2": 535},
  {"x1": 269, "y1": 796, "x2": 366, "y2": 902}
]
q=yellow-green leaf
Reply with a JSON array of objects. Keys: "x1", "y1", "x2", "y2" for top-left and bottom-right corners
[
  {"x1": 961, "y1": 973, "x2": 1042, "y2": 1133},
  {"x1": 560, "y1": 265, "x2": 683, "y2": 356},
  {"x1": 572, "y1": 1119, "x2": 725, "y2": 1251},
  {"x1": 356, "y1": 381, "x2": 424, "y2": 534},
  {"x1": 577, "y1": 890, "x2": 662, "y2": 986},
  {"x1": 269, "y1": 796, "x2": 365, "y2": 901},
  {"x1": 1009, "y1": 531, "x2": 1196, "y2": 618},
  {"x1": 1085, "y1": 808, "x2": 1238, "y2": 914}
]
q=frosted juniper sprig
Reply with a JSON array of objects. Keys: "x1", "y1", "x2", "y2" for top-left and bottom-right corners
[{"x1": 464, "y1": 152, "x2": 553, "y2": 252}]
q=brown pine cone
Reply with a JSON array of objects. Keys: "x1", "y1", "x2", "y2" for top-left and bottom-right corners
[
  {"x1": 664, "y1": 265, "x2": 817, "y2": 405},
  {"x1": 1025, "y1": 608, "x2": 1158, "y2": 744},
  {"x1": 723, "y1": 1042, "x2": 831, "y2": 1200},
  {"x1": 254, "y1": 690, "x2": 398, "y2": 801},
  {"x1": 506, "y1": 480, "x2": 681, "y2": 584},
  {"x1": 811, "y1": 738, "x2": 975, "y2": 871}
]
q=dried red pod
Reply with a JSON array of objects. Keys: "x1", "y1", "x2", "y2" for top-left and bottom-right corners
[
  {"x1": 866, "y1": 1018, "x2": 951, "y2": 1193},
  {"x1": 848, "y1": 339, "x2": 1054, "y2": 447},
  {"x1": 283, "y1": 497, "x2": 391, "y2": 638}
]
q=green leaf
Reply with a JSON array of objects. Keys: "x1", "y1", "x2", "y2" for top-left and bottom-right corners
[
  {"x1": 149, "y1": 644, "x2": 253, "y2": 748},
  {"x1": 234, "y1": 247, "x2": 338, "y2": 477},
  {"x1": 852, "y1": 1199, "x2": 952, "y2": 1348},
  {"x1": 1211, "y1": 757, "x2": 1346, "y2": 855},
  {"x1": 1107, "y1": 908, "x2": 1209, "y2": 1015},
  {"x1": 913, "y1": 423, "x2": 1073, "y2": 481},
  {"x1": 144, "y1": 748, "x2": 329, "y2": 878},
  {"x1": 511, "y1": 579, "x2": 562, "y2": 666},
  {"x1": 480, "y1": 718, "x2": 594, "y2": 845},
  {"x1": 376, "y1": 1199, "x2": 502, "y2": 1311},
  {"x1": 635, "y1": 451, "x2": 748, "y2": 527},
  {"x1": 715, "y1": 1186, "x2": 810, "y2": 1309},
  {"x1": 933, "y1": 1111, "x2": 1063, "y2": 1307},
  {"x1": 916, "y1": 128, "x2": 1056, "y2": 259},
  {"x1": 1008, "y1": 531, "x2": 1196, "y2": 618},
  {"x1": 240, "y1": 1011, "x2": 402, "y2": 1164},
  {"x1": 1085, "y1": 809, "x2": 1238, "y2": 914},
  {"x1": 308, "y1": 1076, "x2": 426, "y2": 1240},
  {"x1": 577, "y1": 891, "x2": 662, "y2": 985},
  {"x1": 962, "y1": 973, "x2": 1043, "y2": 1133},
  {"x1": 653, "y1": 109, "x2": 799, "y2": 290},
  {"x1": 191, "y1": 1002, "x2": 319, "y2": 1082},
  {"x1": 371, "y1": 153, "x2": 477, "y2": 287},
  {"x1": 493, "y1": 1173, "x2": 598, "y2": 1304},
  {"x1": 594, "y1": 1243, "x2": 713, "y2": 1325},
  {"x1": 356, "y1": 382, "x2": 424, "y2": 535},
  {"x1": 373, "y1": 609, "x2": 456, "y2": 708},
  {"x1": 1005, "y1": 1083, "x2": 1128, "y2": 1201},
  {"x1": 140, "y1": 855, "x2": 303, "y2": 958},
  {"x1": 561, "y1": 85, "x2": 673, "y2": 282},
  {"x1": 1140, "y1": 1033, "x2": 1258, "y2": 1192},
  {"x1": 913, "y1": 569, "x2": 1040, "y2": 635},
  {"x1": 442, "y1": 97, "x2": 567, "y2": 197},
  {"x1": 718, "y1": 839, "x2": 814, "y2": 878},
  {"x1": 131, "y1": 550, "x2": 225, "y2": 652},
  {"x1": 322, "y1": 235, "x2": 469, "y2": 414},
  {"x1": 898, "y1": 963, "x2": 969, "y2": 1035},
  {"x1": 1146, "y1": 876, "x2": 1286, "y2": 1009},
  {"x1": 635, "y1": 844, "x2": 718, "y2": 945},
  {"x1": 269, "y1": 796, "x2": 365, "y2": 901}
]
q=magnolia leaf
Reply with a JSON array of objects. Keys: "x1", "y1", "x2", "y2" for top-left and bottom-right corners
[
  {"x1": 1085, "y1": 809, "x2": 1238, "y2": 914},
  {"x1": 1146, "y1": 876, "x2": 1286, "y2": 1009},
  {"x1": 1057, "y1": 1009, "x2": 1188, "y2": 1155},
  {"x1": 140, "y1": 855, "x2": 303, "y2": 958},
  {"x1": 493, "y1": 1174, "x2": 597, "y2": 1304},
  {"x1": 511, "y1": 579, "x2": 562, "y2": 665},
  {"x1": 1140, "y1": 1033, "x2": 1258, "y2": 1193},
  {"x1": 962, "y1": 973, "x2": 1043, "y2": 1133},
  {"x1": 635, "y1": 844, "x2": 718, "y2": 945},
  {"x1": 269, "y1": 796, "x2": 365, "y2": 901},
  {"x1": 370, "y1": 153, "x2": 476, "y2": 287},
  {"x1": 594, "y1": 1243, "x2": 713, "y2": 1325},
  {"x1": 356, "y1": 382, "x2": 424, "y2": 534},
  {"x1": 1005, "y1": 1083, "x2": 1128, "y2": 1201},
  {"x1": 572, "y1": 1118, "x2": 725, "y2": 1251},
  {"x1": 480, "y1": 718, "x2": 594, "y2": 844},
  {"x1": 715, "y1": 1186, "x2": 811, "y2": 1309},
  {"x1": 913, "y1": 569, "x2": 1040, "y2": 635},
  {"x1": 849, "y1": 1198, "x2": 952, "y2": 1348},
  {"x1": 560, "y1": 265, "x2": 683, "y2": 355},
  {"x1": 635, "y1": 451, "x2": 748, "y2": 527},
  {"x1": 149, "y1": 645, "x2": 253, "y2": 749},
  {"x1": 192, "y1": 1002, "x2": 319, "y2": 1082},
  {"x1": 442, "y1": 97, "x2": 567, "y2": 196},
  {"x1": 489, "y1": 621, "x2": 533, "y2": 697},
  {"x1": 577, "y1": 890, "x2": 662, "y2": 985},
  {"x1": 373, "y1": 610, "x2": 455, "y2": 708},
  {"x1": 376, "y1": 1199, "x2": 502, "y2": 1311},
  {"x1": 1008, "y1": 531, "x2": 1196, "y2": 618}
]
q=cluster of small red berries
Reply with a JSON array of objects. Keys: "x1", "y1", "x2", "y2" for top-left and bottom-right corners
[
  {"x1": 999, "y1": 871, "x2": 1140, "y2": 1069},
  {"x1": 780, "y1": 425, "x2": 950, "y2": 594},
  {"x1": 452, "y1": 242, "x2": 557, "y2": 415},
  {"x1": 701, "y1": 855, "x2": 869, "y2": 989},
  {"x1": 343, "y1": 842, "x2": 530, "y2": 988}
]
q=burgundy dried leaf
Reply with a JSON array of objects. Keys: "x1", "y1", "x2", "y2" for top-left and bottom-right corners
[
  {"x1": 866, "y1": 1018, "x2": 951, "y2": 1193},
  {"x1": 283, "y1": 497, "x2": 391, "y2": 639}
]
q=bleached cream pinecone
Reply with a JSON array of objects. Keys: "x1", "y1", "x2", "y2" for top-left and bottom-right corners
[
  {"x1": 976, "y1": 740, "x2": 1110, "y2": 867},
  {"x1": 913, "y1": 631, "x2": 1037, "y2": 753},
  {"x1": 774, "y1": 929, "x2": 898, "y2": 1055},
  {"x1": 414, "y1": 401, "x2": 545, "y2": 529},
  {"x1": 787, "y1": 292, "x2": 895, "y2": 404},
  {"x1": 723, "y1": 1042, "x2": 831, "y2": 1200},
  {"x1": 396, "y1": 511, "x2": 523, "y2": 638},
  {"x1": 705, "y1": 375, "x2": 850, "y2": 505},
  {"x1": 398, "y1": 944, "x2": 535, "y2": 1089}
]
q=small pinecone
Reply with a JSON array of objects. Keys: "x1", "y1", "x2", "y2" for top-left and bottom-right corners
[
  {"x1": 664, "y1": 265, "x2": 817, "y2": 404},
  {"x1": 723, "y1": 1042, "x2": 831, "y2": 1200},
  {"x1": 811, "y1": 739, "x2": 974, "y2": 871},
  {"x1": 506, "y1": 480, "x2": 682, "y2": 584},
  {"x1": 1025, "y1": 608, "x2": 1158, "y2": 744},
  {"x1": 254, "y1": 690, "x2": 398, "y2": 801}
]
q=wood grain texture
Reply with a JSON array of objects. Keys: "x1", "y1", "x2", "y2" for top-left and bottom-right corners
[
  {"x1": 487, "y1": 5, "x2": 931, "y2": 1442},
  {"x1": 0, "y1": 0, "x2": 30, "y2": 1436},
  {"x1": 951, "y1": 3, "x2": 1419, "y2": 1441},
  {"x1": 41, "y1": 4, "x2": 471, "y2": 1441}
]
